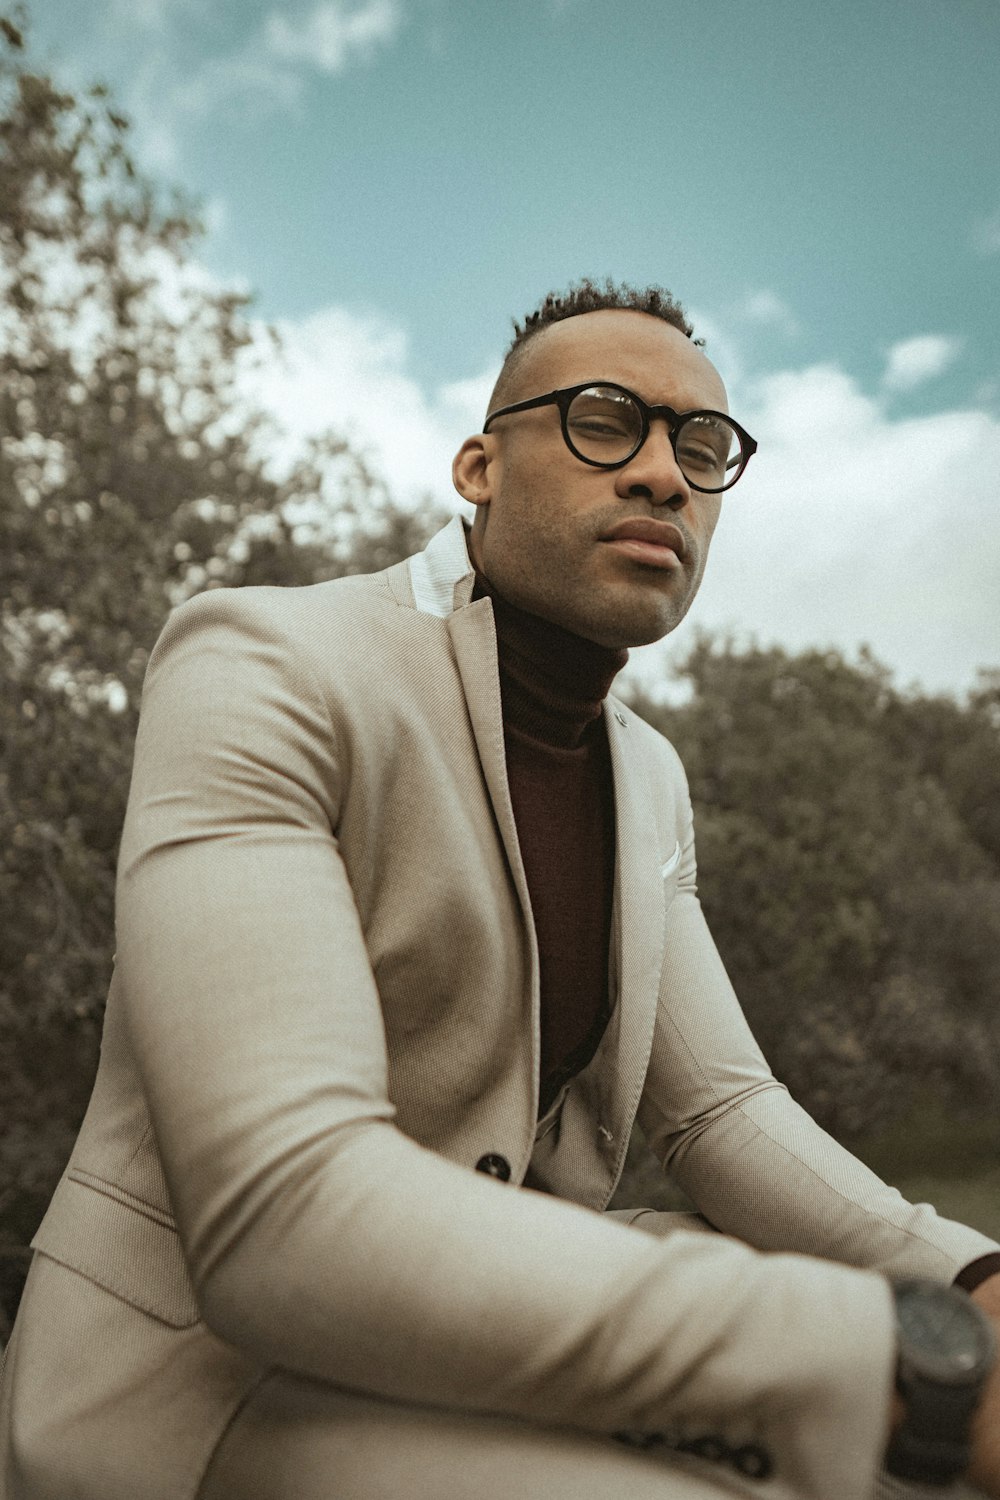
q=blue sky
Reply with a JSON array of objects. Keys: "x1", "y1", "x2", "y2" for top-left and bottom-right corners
[{"x1": 26, "y1": 0, "x2": 1000, "y2": 695}]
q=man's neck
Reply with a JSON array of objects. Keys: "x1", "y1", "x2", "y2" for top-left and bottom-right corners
[{"x1": 472, "y1": 567, "x2": 627, "y2": 750}]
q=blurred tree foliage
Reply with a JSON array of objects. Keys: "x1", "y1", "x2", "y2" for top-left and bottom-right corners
[
  {"x1": 629, "y1": 640, "x2": 1000, "y2": 1144},
  {"x1": 0, "y1": 13, "x2": 443, "y2": 1336}
]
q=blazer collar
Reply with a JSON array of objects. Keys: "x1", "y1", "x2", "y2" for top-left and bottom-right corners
[
  {"x1": 408, "y1": 523, "x2": 530, "y2": 935},
  {"x1": 407, "y1": 515, "x2": 476, "y2": 616}
]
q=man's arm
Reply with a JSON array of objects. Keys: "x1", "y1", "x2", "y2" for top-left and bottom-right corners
[
  {"x1": 114, "y1": 587, "x2": 898, "y2": 1500},
  {"x1": 638, "y1": 745, "x2": 999, "y2": 1284}
]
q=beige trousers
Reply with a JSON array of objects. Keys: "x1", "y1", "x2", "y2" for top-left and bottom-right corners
[{"x1": 199, "y1": 1372, "x2": 777, "y2": 1500}]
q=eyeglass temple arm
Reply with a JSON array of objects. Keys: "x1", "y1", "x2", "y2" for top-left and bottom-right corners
[
  {"x1": 725, "y1": 432, "x2": 758, "y2": 470},
  {"x1": 483, "y1": 392, "x2": 560, "y2": 430}
]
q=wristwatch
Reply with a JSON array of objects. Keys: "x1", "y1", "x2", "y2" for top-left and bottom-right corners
[{"x1": 886, "y1": 1277, "x2": 997, "y2": 1486}]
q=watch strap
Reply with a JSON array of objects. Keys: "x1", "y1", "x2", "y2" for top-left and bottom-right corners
[{"x1": 885, "y1": 1381, "x2": 975, "y2": 1484}]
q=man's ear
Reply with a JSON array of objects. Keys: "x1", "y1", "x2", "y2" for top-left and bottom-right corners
[{"x1": 452, "y1": 434, "x2": 496, "y2": 508}]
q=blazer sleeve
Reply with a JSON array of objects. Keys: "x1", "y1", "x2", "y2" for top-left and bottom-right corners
[
  {"x1": 638, "y1": 746, "x2": 1000, "y2": 1280},
  {"x1": 118, "y1": 587, "x2": 897, "y2": 1500}
]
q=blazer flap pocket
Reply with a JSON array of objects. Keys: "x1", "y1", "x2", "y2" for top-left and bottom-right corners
[{"x1": 32, "y1": 1172, "x2": 200, "y2": 1328}]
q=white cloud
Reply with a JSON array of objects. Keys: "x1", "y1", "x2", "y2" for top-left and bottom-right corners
[
  {"x1": 265, "y1": 0, "x2": 401, "y2": 75},
  {"x1": 170, "y1": 49, "x2": 303, "y2": 121},
  {"x1": 881, "y1": 334, "x2": 962, "y2": 393},
  {"x1": 241, "y1": 303, "x2": 494, "y2": 505},
  {"x1": 104, "y1": 0, "x2": 402, "y2": 171}
]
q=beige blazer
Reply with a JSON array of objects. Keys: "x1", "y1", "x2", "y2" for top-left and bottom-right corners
[{"x1": 2, "y1": 517, "x2": 995, "y2": 1500}]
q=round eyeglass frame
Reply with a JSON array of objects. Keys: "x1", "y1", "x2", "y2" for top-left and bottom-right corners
[{"x1": 483, "y1": 380, "x2": 758, "y2": 493}]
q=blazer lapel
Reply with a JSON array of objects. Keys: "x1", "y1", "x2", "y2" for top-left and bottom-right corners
[
  {"x1": 446, "y1": 597, "x2": 538, "y2": 953},
  {"x1": 448, "y1": 600, "x2": 541, "y2": 1108},
  {"x1": 599, "y1": 700, "x2": 668, "y2": 1136}
]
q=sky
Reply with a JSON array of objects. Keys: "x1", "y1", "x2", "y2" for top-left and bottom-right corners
[{"x1": 24, "y1": 0, "x2": 1000, "y2": 698}]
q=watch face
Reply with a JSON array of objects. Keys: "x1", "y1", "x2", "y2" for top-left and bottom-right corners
[{"x1": 896, "y1": 1281, "x2": 996, "y2": 1383}]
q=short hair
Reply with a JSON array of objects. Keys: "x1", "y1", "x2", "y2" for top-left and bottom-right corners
[{"x1": 488, "y1": 277, "x2": 702, "y2": 414}]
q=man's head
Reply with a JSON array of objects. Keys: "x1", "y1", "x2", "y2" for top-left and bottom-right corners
[{"x1": 452, "y1": 280, "x2": 734, "y2": 650}]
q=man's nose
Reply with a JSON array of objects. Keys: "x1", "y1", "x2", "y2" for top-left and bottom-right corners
[{"x1": 612, "y1": 421, "x2": 691, "y2": 510}]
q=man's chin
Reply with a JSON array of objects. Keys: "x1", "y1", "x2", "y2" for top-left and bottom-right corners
[
  {"x1": 510, "y1": 571, "x2": 692, "y2": 649},
  {"x1": 574, "y1": 604, "x2": 689, "y2": 651}
]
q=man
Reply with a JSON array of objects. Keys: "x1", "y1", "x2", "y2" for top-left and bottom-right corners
[{"x1": 1, "y1": 281, "x2": 999, "y2": 1500}]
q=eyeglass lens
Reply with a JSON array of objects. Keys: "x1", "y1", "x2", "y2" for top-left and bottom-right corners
[{"x1": 565, "y1": 386, "x2": 743, "y2": 490}]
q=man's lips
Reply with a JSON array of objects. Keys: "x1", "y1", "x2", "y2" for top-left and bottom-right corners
[{"x1": 600, "y1": 517, "x2": 690, "y2": 566}]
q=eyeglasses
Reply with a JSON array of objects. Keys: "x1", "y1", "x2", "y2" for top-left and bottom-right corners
[{"x1": 483, "y1": 381, "x2": 757, "y2": 493}]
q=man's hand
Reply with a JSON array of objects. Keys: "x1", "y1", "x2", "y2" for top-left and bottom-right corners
[{"x1": 966, "y1": 1289, "x2": 1000, "y2": 1497}]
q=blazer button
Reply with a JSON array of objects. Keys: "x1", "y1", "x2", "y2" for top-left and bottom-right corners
[
  {"x1": 475, "y1": 1153, "x2": 511, "y2": 1181},
  {"x1": 734, "y1": 1444, "x2": 773, "y2": 1480}
]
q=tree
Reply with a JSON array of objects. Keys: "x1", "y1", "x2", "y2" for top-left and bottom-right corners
[
  {"x1": 628, "y1": 637, "x2": 1000, "y2": 1141},
  {"x1": 0, "y1": 12, "x2": 443, "y2": 1334}
]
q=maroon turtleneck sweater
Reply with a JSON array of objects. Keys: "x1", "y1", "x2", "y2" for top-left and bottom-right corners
[{"x1": 473, "y1": 571, "x2": 628, "y2": 1114}]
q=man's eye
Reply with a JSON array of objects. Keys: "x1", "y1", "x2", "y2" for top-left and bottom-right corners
[
  {"x1": 571, "y1": 415, "x2": 631, "y2": 437},
  {"x1": 677, "y1": 441, "x2": 719, "y2": 469}
]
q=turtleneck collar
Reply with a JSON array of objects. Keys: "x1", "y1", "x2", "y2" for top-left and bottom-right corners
[{"x1": 472, "y1": 567, "x2": 628, "y2": 751}]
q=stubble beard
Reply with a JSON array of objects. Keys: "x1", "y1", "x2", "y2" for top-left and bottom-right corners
[
  {"x1": 487, "y1": 530, "x2": 702, "y2": 648},
  {"x1": 582, "y1": 575, "x2": 699, "y2": 648}
]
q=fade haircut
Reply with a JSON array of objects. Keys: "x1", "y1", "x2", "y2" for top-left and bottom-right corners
[{"x1": 487, "y1": 277, "x2": 702, "y2": 415}]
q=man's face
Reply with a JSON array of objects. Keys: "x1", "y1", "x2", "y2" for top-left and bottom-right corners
[{"x1": 453, "y1": 309, "x2": 730, "y2": 649}]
